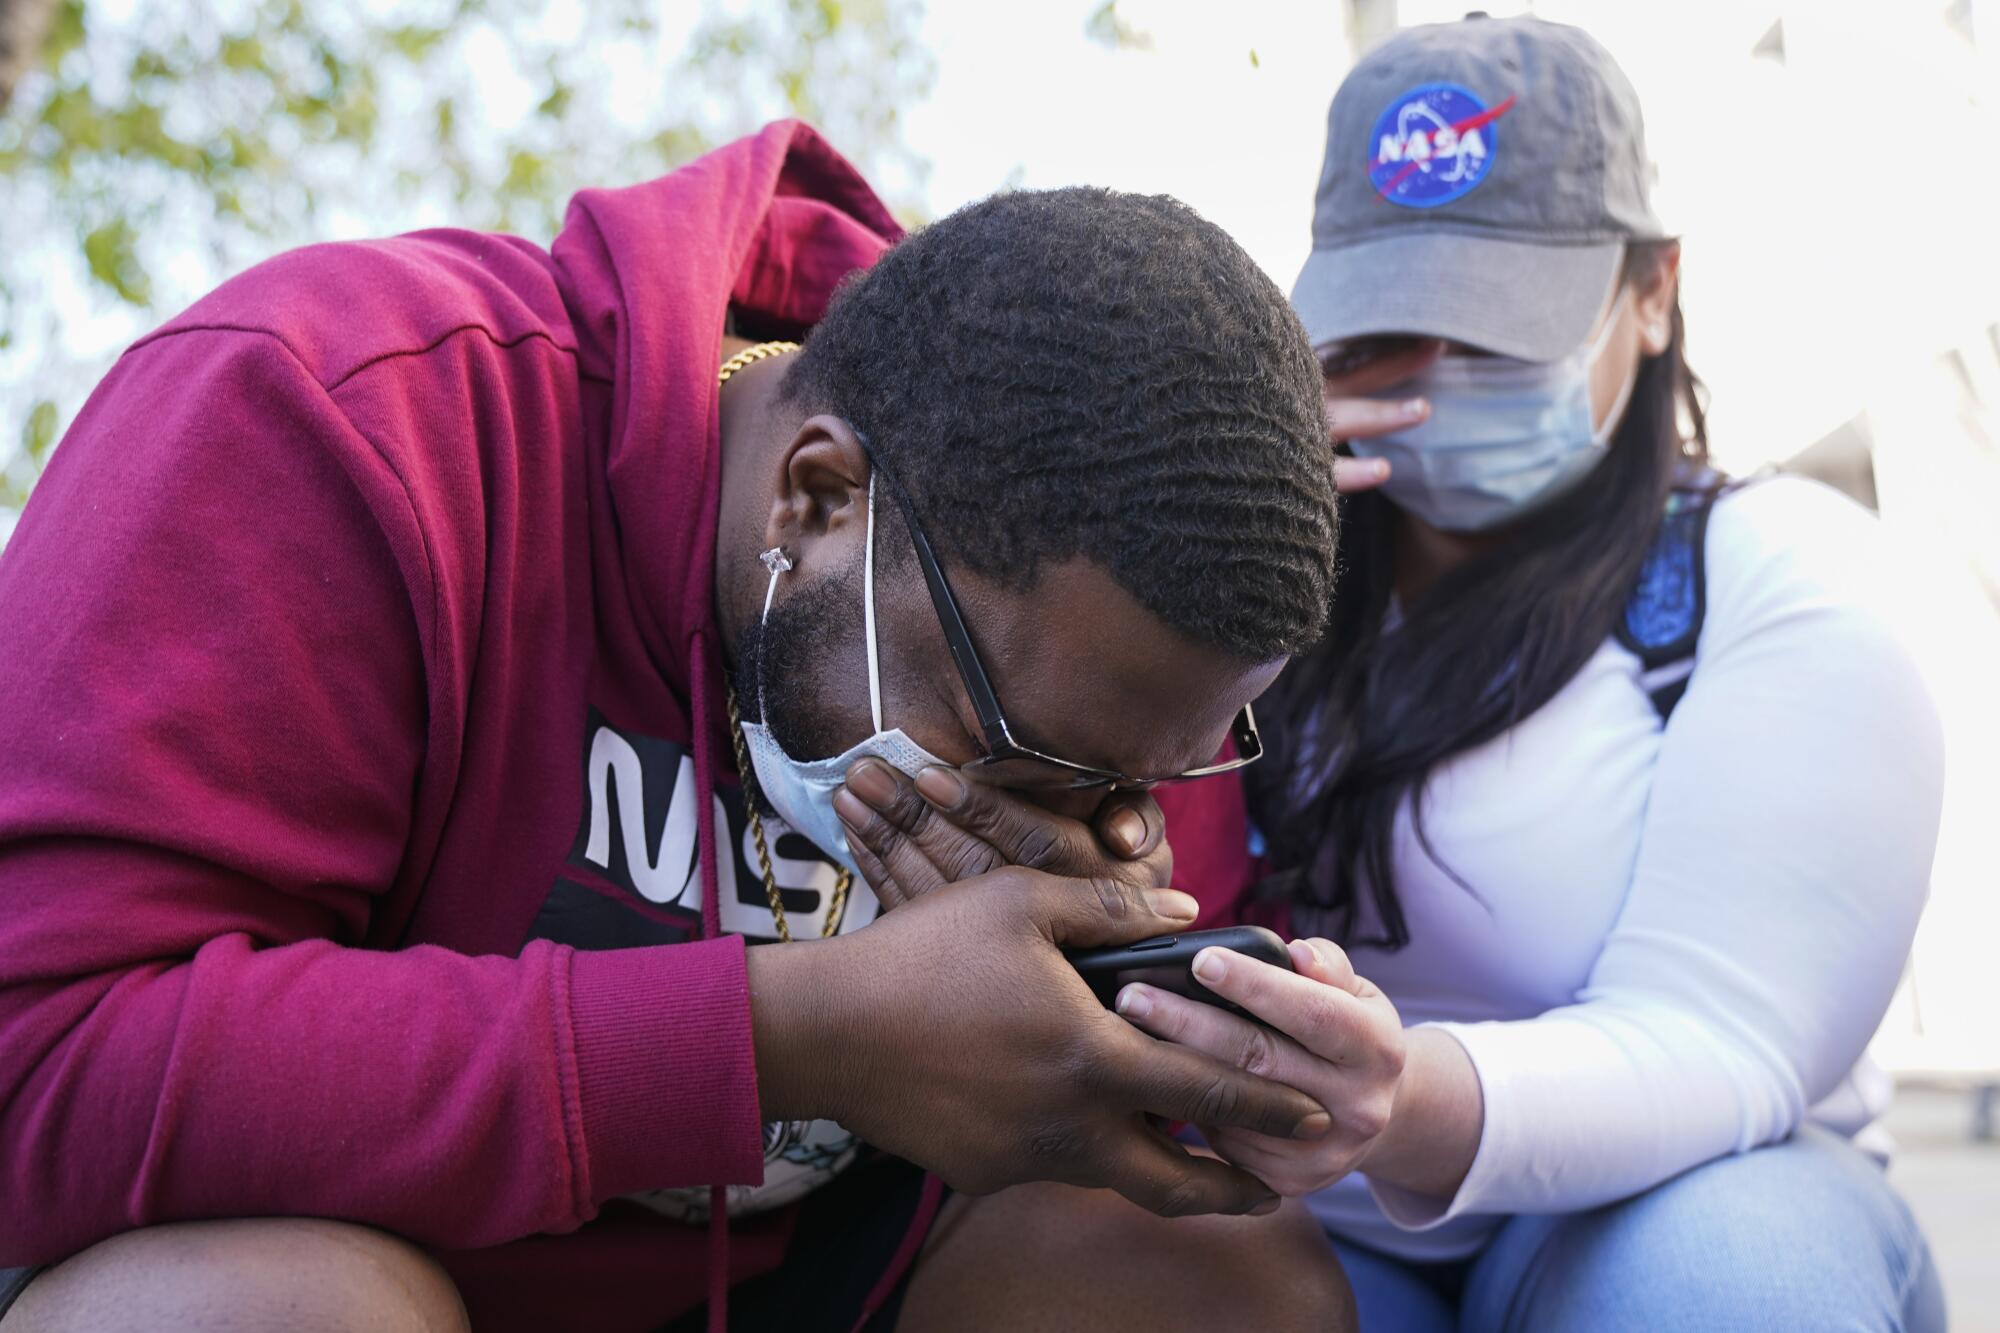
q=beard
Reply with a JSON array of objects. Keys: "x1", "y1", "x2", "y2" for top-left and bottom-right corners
[{"x1": 731, "y1": 559, "x2": 862, "y2": 774}]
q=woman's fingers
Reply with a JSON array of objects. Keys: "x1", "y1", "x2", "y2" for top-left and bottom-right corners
[
  {"x1": 1101, "y1": 1015, "x2": 1331, "y2": 1143},
  {"x1": 1323, "y1": 336, "x2": 1446, "y2": 396},
  {"x1": 1117, "y1": 940, "x2": 1408, "y2": 1200},
  {"x1": 1115, "y1": 979, "x2": 1385, "y2": 1198},
  {"x1": 1115, "y1": 982, "x2": 1323, "y2": 1092},
  {"x1": 1196, "y1": 1123, "x2": 1341, "y2": 1198},
  {"x1": 1324, "y1": 394, "x2": 1427, "y2": 445},
  {"x1": 1287, "y1": 937, "x2": 1360, "y2": 993},
  {"x1": 1186, "y1": 943, "x2": 1393, "y2": 1071},
  {"x1": 1321, "y1": 336, "x2": 1444, "y2": 455},
  {"x1": 1332, "y1": 455, "x2": 1393, "y2": 494}
]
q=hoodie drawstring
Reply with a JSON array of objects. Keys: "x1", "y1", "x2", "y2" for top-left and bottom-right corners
[
  {"x1": 690, "y1": 630, "x2": 732, "y2": 1333},
  {"x1": 688, "y1": 624, "x2": 941, "y2": 1330}
]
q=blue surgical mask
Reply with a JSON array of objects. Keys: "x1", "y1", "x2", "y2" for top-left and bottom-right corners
[
  {"x1": 739, "y1": 475, "x2": 949, "y2": 878},
  {"x1": 1352, "y1": 290, "x2": 1636, "y2": 533}
]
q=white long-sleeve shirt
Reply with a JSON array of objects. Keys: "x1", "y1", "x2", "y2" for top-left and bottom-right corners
[{"x1": 1308, "y1": 476, "x2": 1945, "y2": 1260}]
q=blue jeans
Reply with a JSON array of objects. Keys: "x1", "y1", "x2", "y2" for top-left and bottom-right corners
[{"x1": 1333, "y1": 1128, "x2": 1946, "y2": 1332}]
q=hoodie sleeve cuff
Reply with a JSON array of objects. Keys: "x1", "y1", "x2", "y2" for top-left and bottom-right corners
[{"x1": 567, "y1": 936, "x2": 767, "y2": 1201}]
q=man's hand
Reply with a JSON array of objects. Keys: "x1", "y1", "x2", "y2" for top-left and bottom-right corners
[
  {"x1": 746, "y1": 867, "x2": 1335, "y2": 1217},
  {"x1": 832, "y1": 759, "x2": 1171, "y2": 908}
]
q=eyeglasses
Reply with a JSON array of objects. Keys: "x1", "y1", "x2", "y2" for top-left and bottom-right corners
[{"x1": 859, "y1": 439, "x2": 1264, "y2": 792}]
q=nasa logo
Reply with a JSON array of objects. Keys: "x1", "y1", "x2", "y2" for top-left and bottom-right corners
[{"x1": 1367, "y1": 82, "x2": 1515, "y2": 209}]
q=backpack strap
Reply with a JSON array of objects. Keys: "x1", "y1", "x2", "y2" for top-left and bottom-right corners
[{"x1": 1615, "y1": 467, "x2": 1734, "y2": 721}]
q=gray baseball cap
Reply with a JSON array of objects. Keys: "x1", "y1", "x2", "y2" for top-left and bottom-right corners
[{"x1": 1291, "y1": 14, "x2": 1666, "y2": 363}]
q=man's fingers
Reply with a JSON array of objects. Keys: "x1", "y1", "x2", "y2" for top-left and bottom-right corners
[
  {"x1": 1105, "y1": 1020, "x2": 1329, "y2": 1142},
  {"x1": 1099, "y1": 1124, "x2": 1280, "y2": 1218},
  {"x1": 833, "y1": 785, "x2": 950, "y2": 901},
  {"x1": 1090, "y1": 790, "x2": 1165, "y2": 861},
  {"x1": 913, "y1": 765, "x2": 1109, "y2": 873},
  {"x1": 835, "y1": 763, "x2": 1000, "y2": 897},
  {"x1": 850, "y1": 761, "x2": 1169, "y2": 894},
  {"x1": 840, "y1": 814, "x2": 908, "y2": 909},
  {"x1": 1026, "y1": 869, "x2": 1198, "y2": 949}
]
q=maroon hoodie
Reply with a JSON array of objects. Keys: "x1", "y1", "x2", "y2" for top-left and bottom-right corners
[
  {"x1": 0, "y1": 117, "x2": 1271, "y2": 1329},
  {"x1": 0, "y1": 122, "x2": 908, "y2": 1329}
]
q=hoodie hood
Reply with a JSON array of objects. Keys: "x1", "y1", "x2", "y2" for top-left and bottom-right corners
[
  {"x1": 548, "y1": 125, "x2": 905, "y2": 1326},
  {"x1": 550, "y1": 119, "x2": 903, "y2": 697}
]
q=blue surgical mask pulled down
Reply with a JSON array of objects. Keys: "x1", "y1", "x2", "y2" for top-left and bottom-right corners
[
  {"x1": 739, "y1": 475, "x2": 949, "y2": 879},
  {"x1": 1351, "y1": 290, "x2": 1637, "y2": 533}
]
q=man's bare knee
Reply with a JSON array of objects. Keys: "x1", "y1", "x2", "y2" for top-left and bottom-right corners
[
  {"x1": 904, "y1": 1183, "x2": 1356, "y2": 1333},
  {"x1": 3, "y1": 1218, "x2": 468, "y2": 1333}
]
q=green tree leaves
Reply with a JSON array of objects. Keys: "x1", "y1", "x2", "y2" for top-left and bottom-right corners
[
  {"x1": 0, "y1": 0, "x2": 933, "y2": 531},
  {"x1": 81, "y1": 218, "x2": 148, "y2": 305},
  {"x1": 21, "y1": 399, "x2": 55, "y2": 463}
]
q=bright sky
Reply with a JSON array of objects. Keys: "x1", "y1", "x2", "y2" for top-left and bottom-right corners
[
  {"x1": 902, "y1": 0, "x2": 2000, "y2": 473},
  {"x1": 904, "y1": 1, "x2": 1345, "y2": 301},
  {"x1": 11, "y1": 0, "x2": 1996, "y2": 479}
]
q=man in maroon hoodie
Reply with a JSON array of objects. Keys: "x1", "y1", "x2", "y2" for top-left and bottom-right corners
[{"x1": 0, "y1": 123, "x2": 1355, "y2": 1330}]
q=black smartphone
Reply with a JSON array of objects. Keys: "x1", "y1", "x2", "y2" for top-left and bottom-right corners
[{"x1": 1068, "y1": 925, "x2": 1292, "y2": 1025}]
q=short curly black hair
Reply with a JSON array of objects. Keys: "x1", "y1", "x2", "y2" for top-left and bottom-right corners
[{"x1": 780, "y1": 187, "x2": 1337, "y2": 661}]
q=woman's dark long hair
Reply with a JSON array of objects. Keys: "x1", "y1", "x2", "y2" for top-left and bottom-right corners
[{"x1": 1248, "y1": 243, "x2": 1710, "y2": 949}]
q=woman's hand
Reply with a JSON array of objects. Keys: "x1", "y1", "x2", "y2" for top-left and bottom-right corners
[
  {"x1": 832, "y1": 758, "x2": 1170, "y2": 908},
  {"x1": 1322, "y1": 337, "x2": 1445, "y2": 496},
  {"x1": 1113, "y1": 936, "x2": 1408, "y2": 1197}
]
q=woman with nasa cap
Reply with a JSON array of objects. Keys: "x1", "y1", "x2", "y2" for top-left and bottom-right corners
[{"x1": 1112, "y1": 13, "x2": 1950, "y2": 1329}]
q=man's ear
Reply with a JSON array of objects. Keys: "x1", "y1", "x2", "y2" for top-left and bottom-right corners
[{"x1": 762, "y1": 414, "x2": 873, "y2": 569}]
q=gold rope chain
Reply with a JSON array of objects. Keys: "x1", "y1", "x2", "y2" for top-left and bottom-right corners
[
  {"x1": 718, "y1": 339, "x2": 851, "y2": 943},
  {"x1": 717, "y1": 338, "x2": 802, "y2": 384}
]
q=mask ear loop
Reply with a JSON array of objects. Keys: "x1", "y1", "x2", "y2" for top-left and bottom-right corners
[
  {"x1": 754, "y1": 546, "x2": 793, "y2": 716},
  {"x1": 862, "y1": 472, "x2": 885, "y2": 732},
  {"x1": 754, "y1": 472, "x2": 884, "y2": 730}
]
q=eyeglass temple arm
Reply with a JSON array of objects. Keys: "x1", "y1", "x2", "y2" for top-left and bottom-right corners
[
  {"x1": 878, "y1": 460, "x2": 1262, "y2": 774},
  {"x1": 901, "y1": 511, "x2": 1012, "y2": 741},
  {"x1": 910, "y1": 501, "x2": 1260, "y2": 779},
  {"x1": 1235, "y1": 704, "x2": 1261, "y2": 752},
  {"x1": 853, "y1": 433, "x2": 1013, "y2": 744}
]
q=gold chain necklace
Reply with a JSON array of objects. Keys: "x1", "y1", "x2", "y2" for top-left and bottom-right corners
[
  {"x1": 717, "y1": 338, "x2": 801, "y2": 384},
  {"x1": 718, "y1": 339, "x2": 851, "y2": 944}
]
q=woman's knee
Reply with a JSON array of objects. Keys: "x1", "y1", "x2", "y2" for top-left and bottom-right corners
[
  {"x1": 3, "y1": 1217, "x2": 468, "y2": 1333},
  {"x1": 1468, "y1": 1129, "x2": 1938, "y2": 1332}
]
